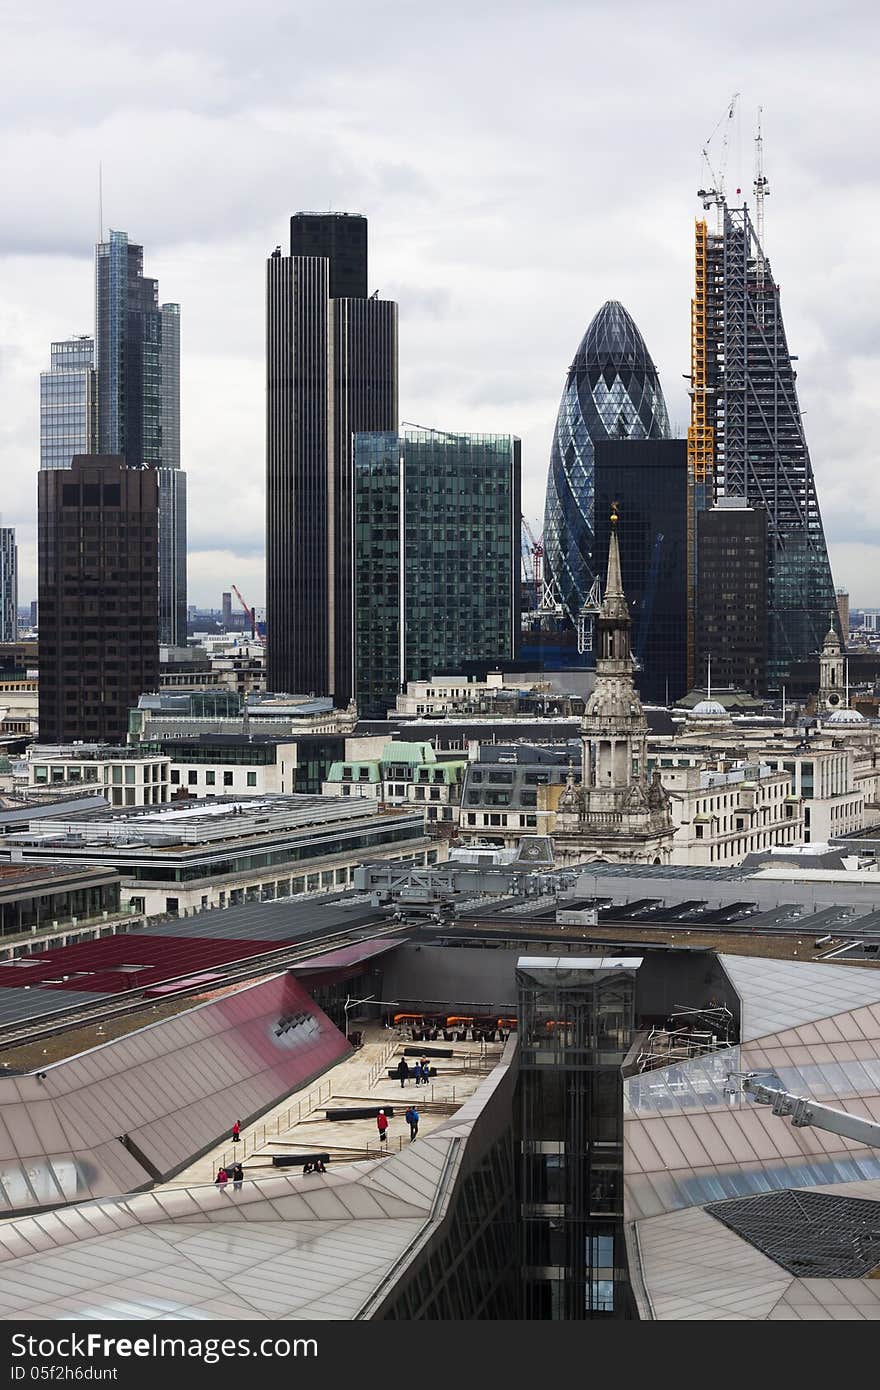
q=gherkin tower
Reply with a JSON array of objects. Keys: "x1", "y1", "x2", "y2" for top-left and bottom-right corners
[{"x1": 543, "y1": 301, "x2": 671, "y2": 623}]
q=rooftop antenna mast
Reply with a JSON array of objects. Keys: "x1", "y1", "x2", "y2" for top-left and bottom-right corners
[
  {"x1": 698, "y1": 92, "x2": 739, "y2": 234},
  {"x1": 98, "y1": 161, "x2": 103, "y2": 242}
]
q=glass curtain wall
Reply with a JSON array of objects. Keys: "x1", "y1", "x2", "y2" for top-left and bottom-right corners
[{"x1": 516, "y1": 959, "x2": 638, "y2": 1318}]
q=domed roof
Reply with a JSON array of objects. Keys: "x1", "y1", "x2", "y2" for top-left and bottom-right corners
[
  {"x1": 573, "y1": 301, "x2": 658, "y2": 375},
  {"x1": 691, "y1": 699, "x2": 728, "y2": 718},
  {"x1": 826, "y1": 706, "x2": 866, "y2": 724}
]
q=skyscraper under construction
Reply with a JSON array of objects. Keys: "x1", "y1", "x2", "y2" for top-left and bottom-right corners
[{"x1": 687, "y1": 182, "x2": 837, "y2": 690}]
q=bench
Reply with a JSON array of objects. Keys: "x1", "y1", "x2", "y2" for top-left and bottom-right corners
[
  {"x1": 403, "y1": 1045, "x2": 453, "y2": 1059},
  {"x1": 324, "y1": 1106, "x2": 395, "y2": 1121},
  {"x1": 271, "y1": 1152, "x2": 331, "y2": 1168}
]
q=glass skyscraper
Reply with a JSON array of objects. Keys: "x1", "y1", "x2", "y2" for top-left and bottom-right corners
[
  {"x1": 543, "y1": 301, "x2": 671, "y2": 624},
  {"x1": 353, "y1": 429, "x2": 521, "y2": 717},
  {"x1": 0, "y1": 527, "x2": 17, "y2": 643},
  {"x1": 39, "y1": 337, "x2": 97, "y2": 470},
  {"x1": 689, "y1": 206, "x2": 837, "y2": 687},
  {"x1": 94, "y1": 232, "x2": 186, "y2": 646}
]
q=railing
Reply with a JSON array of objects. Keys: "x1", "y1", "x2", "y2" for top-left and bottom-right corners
[
  {"x1": 366, "y1": 1037, "x2": 397, "y2": 1090},
  {"x1": 213, "y1": 1077, "x2": 332, "y2": 1175}
]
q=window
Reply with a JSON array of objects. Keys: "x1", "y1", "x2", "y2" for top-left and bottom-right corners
[
  {"x1": 170, "y1": 770, "x2": 180, "y2": 784},
  {"x1": 188, "y1": 771, "x2": 197, "y2": 785},
  {"x1": 246, "y1": 772, "x2": 257, "y2": 787},
  {"x1": 205, "y1": 770, "x2": 215, "y2": 786},
  {"x1": 224, "y1": 771, "x2": 233, "y2": 786}
]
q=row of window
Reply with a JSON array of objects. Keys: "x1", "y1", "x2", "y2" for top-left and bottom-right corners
[{"x1": 170, "y1": 768, "x2": 258, "y2": 788}]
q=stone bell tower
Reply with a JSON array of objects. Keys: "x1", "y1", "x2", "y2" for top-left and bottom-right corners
[
  {"x1": 817, "y1": 616, "x2": 845, "y2": 712},
  {"x1": 554, "y1": 505, "x2": 673, "y2": 863}
]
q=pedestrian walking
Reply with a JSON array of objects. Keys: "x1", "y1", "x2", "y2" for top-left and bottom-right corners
[
  {"x1": 231, "y1": 1120, "x2": 241, "y2": 1143},
  {"x1": 215, "y1": 1166, "x2": 229, "y2": 1190},
  {"x1": 314, "y1": 1159, "x2": 327, "y2": 1174},
  {"x1": 408, "y1": 1106, "x2": 419, "y2": 1142},
  {"x1": 376, "y1": 1109, "x2": 388, "y2": 1146},
  {"x1": 397, "y1": 1057, "x2": 410, "y2": 1088},
  {"x1": 420, "y1": 1060, "x2": 430, "y2": 1085},
  {"x1": 232, "y1": 1162, "x2": 244, "y2": 1191}
]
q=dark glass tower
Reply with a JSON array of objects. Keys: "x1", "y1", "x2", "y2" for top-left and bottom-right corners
[
  {"x1": 266, "y1": 215, "x2": 398, "y2": 701},
  {"x1": 592, "y1": 439, "x2": 688, "y2": 704},
  {"x1": 543, "y1": 301, "x2": 671, "y2": 625},
  {"x1": 95, "y1": 233, "x2": 186, "y2": 646},
  {"x1": 689, "y1": 204, "x2": 837, "y2": 686},
  {"x1": 38, "y1": 456, "x2": 159, "y2": 742},
  {"x1": 353, "y1": 429, "x2": 521, "y2": 716},
  {"x1": 290, "y1": 212, "x2": 368, "y2": 298}
]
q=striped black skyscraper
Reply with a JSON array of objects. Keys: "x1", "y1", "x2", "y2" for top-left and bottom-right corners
[{"x1": 266, "y1": 214, "x2": 398, "y2": 701}]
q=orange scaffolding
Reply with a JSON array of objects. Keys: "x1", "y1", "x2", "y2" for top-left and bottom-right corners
[{"x1": 686, "y1": 219, "x2": 715, "y2": 689}]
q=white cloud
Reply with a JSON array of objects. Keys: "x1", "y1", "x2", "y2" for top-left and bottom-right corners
[{"x1": 0, "y1": 0, "x2": 878, "y2": 607}]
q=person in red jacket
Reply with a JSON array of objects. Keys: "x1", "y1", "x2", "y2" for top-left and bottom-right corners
[
  {"x1": 231, "y1": 1120, "x2": 241, "y2": 1143},
  {"x1": 376, "y1": 1109, "x2": 388, "y2": 1145}
]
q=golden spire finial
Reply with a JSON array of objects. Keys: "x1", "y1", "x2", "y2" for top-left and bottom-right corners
[{"x1": 611, "y1": 500, "x2": 619, "y2": 527}]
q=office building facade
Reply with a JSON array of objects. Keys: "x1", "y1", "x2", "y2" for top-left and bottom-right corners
[
  {"x1": 94, "y1": 232, "x2": 186, "y2": 646},
  {"x1": 696, "y1": 499, "x2": 768, "y2": 696},
  {"x1": 353, "y1": 429, "x2": 521, "y2": 717},
  {"x1": 38, "y1": 455, "x2": 159, "y2": 743},
  {"x1": 543, "y1": 301, "x2": 672, "y2": 626},
  {"x1": 266, "y1": 214, "x2": 398, "y2": 702},
  {"x1": 0, "y1": 529, "x2": 17, "y2": 643},
  {"x1": 592, "y1": 439, "x2": 688, "y2": 704},
  {"x1": 39, "y1": 337, "x2": 97, "y2": 470}
]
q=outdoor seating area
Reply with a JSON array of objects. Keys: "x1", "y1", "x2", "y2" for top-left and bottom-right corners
[{"x1": 168, "y1": 1023, "x2": 506, "y2": 1186}]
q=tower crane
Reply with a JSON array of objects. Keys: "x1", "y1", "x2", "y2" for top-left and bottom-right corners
[
  {"x1": 697, "y1": 92, "x2": 740, "y2": 232},
  {"x1": 521, "y1": 518, "x2": 544, "y2": 613},
  {"x1": 753, "y1": 105, "x2": 770, "y2": 314},
  {"x1": 231, "y1": 584, "x2": 256, "y2": 639}
]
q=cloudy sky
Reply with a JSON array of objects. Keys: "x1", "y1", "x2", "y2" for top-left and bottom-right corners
[{"x1": 2, "y1": 0, "x2": 878, "y2": 608}]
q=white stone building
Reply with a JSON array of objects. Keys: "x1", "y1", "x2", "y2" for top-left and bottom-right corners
[{"x1": 26, "y1": 746, "x2": 171, "y2": 808}]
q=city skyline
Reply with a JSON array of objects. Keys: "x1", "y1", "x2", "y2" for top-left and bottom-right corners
[{"x1": 1, "y1": 2, "x2": 877, "y2": 609}]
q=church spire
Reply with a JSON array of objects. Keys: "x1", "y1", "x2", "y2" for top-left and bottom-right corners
[
  {"x1": 595, "y1": 503, "x2": 632, "y2": 666},
  {"x1": 604, "y1": 501, "x2": 624, "y2": 600}
]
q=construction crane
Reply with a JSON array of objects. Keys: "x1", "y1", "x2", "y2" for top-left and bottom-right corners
[
  {"x1": 697, "y1": 92, "x2": 740, "y2": 232},
  {"x1": 576, "y1": 574, "x2": 602, "y2": 655},
  {"x1": 231, "y1": 584, "x2": 256, "y2": 639},
  {"x1": 727, "y1": 1072, "x2": 880, "y2": 1149},
  {"x1": 521, "y1": 518, "x2": 544, "y2": 613},
  {"x1": 753, "y1": 105, "x2": 770, "y2": 321}
]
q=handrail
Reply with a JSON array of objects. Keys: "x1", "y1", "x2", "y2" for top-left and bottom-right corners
[{"x1": 213, "y1": 1076, "x2": 333, "y2": 1175}]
